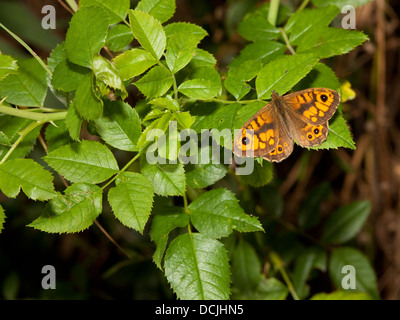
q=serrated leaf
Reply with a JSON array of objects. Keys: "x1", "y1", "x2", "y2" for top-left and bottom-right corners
[
  {"x1": 285, "y1": 6, "x2": 340, "y2": 45},
  {"x1": 136, "y1": 111, "x2": 173, "y2": 150},
  {"x1": 164, "y1": 22, "x2": 208, "y2": 43},
  {"x1": 256, "y1": 54, "x2": 319, "y2": 99},
  {"x1": 45, "y1": 120, "x2": 74, "y2": 153},
  {"x1": 329, "y1": 247, "x2": 379, "y2": 299},
  {"x1": 135, "y1": 65, "x2": 173, "y2": 98},
  {"x1": 80, "y1": 0, "x2": 129, "y2": 24},
  {"x1": 185, "y1": 161, "x2": 228, "y2": 189},
  {"x1": 310, "y1": 290, "x2": 373, "y2": 300},
  {"x1": 189, "y1": 49, "x2": 216, "y2": 69},
  {"x1": 74, "y1": 72, "x2": 103, "y2": 120},
  {"x1": 164, "y1": 233, "x2": 231, "y2": 300},
  {"x1": 113, "y1": 48, "x2": 157, "y2": 80},
  {"x1": 52, "y1": 59, "x2": 90, "y2": 92},
  {"x1": 0, "y1": 58, "x2": 47, "y2": 107},
  {"x1": 312, "y1": 113, "x2": 355, "y2": 150},
  {"x1": 228, "y1": 41, "x2": 285, "y2": 69},
  {"x1": 136, "y1": 0, "x2": 176, "y2": 24},
  {"x1": 28, "y1": 183, "x2": 102, "y2": 233},
  {"x1": 65, "y1": 6, "x2": 110, "y2": 68},
  {"x1": 43, "y1": 140, "x2": 119, "y2": 184},
  {"x1": 178, "y1": 79, "x2": 219, "y2": 99},
  {"x1": 188, "y1": 188, "x2": 264, "y2": 239},
  {"x1": 297, "y1": 27, "x2": 368, "y2": 59},
  {"x1": 225, "y1": 60, "x2": 262, "y2": 100},
  {"x1": 65, "y1": 102, "x2": 82, "y2": 141},
  {"x1": 129, "y1": 9, "x2": 166, "y2": 60},
  {"x1": 94, "y1": 100, "x2": 141, "y2": 151},
  {"x1": 91, "y1": 54, "x2": 127, "y2": 99},
  {"x1": 140, "y1": 158, "x2": 186, "y2": 196},
  {"x1": 0, "y1": 117, "x2": 43, "y2": 160},
  {"x1": 232, "y1": 240, "x2": 262, "y2": 294},
  {"x1": 0, "y1": 205, "x2": 5, "y2": 233},
  {"x1": 239, "y1": 159, "x2": 273, "y2": 187},
  {"x1": 165, "y1": 33, "x2": 199, "y2": 74},
  {"x1": 106, "y1": 24, "x2": 134, "y2": 52},
  {"x1": 0, "y1": 159, "x2": 57, "y2": 201},
  {"x1": 321, "y1": 201, "x2": 371, "y2": 244},
  {"x1": 0, "y1": 54, "x2": 18, "y2": 80},
  {"x1": 108, "y1": 172, "x2": 154, "y2": 233},
  {"x1": 238, "y1": 6, "x2": 280, "y2": 41},
  {"x1": 149, "y1": 208, "x2": 189, "y2": 269}
]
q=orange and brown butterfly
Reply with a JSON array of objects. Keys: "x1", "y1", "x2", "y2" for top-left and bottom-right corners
[{"x1": 233, "y1": 88, "x2": 341, "y2": 163}]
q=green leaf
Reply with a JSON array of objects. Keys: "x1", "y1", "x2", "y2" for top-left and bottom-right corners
[
  {"x1": 0, "y1": 159, "x2": 57, "y2": 201},
  {"x1": 106, "y1": 24, "x2": 134, "y2": 52},
  {"x1": 232, "y1": 240, "x2": 262, "y2": 294},
  {"x1": 134, "y1": 65, "x2": 173, "y2": 99},
  {"x1": 0, "y1": 205, "x2": 5, "y2": 233},
  {"x1": 52, "y1": 59, "x2": 90, "y2": 92},
  {"x1": 136, "y1": 111, "x2": 173, "y2": 150},
  {"x1": 292, "y1": 247, "x2": 327, "y2": 299},
  {"x1": 43, "y1": 140, "x2": 119, "y2": 184},
  {"x1": 136, "y1": 0, "x2": 176, "y2": 24},
  {"x1": 225, "y1": 60, "x2": 262, "y2": 100},
  {"x1": 149, "y1": 208, "x2": 189, "y2": 269},
  {"x1": 294, "y1": 62, "x2": 340, "y2": 92},
  {"x1": 188, "y1": 188, "x2": 263, "y2": 239},
  {"x1": 94, "y1": 100, "x2": 141, "y2": 151},
  {"x1": 165, "y1": 33, "x2": 199, "y2": 74},
  {"x1": 129, "y1": 9, "x2": 166, "y2": 60},
  {"x1": 297, "y1": 28, "x2": 368, "y2": 59},
  {"x1": 91, "y1": 55, "x2": 127, "y2": 99},
  {"x1": 65, "y1": 6, "x2": 110, "y2": 68},
  {"x1": 312, "y1": 0, "x2": 372, "y2": 8},
  {"x1": 74, "y1": 73, "x2": 103, "y2": 120},
  {"x1": 185, "y1": 160, "x2": 228, "y2": 189},
  {"x1": 285, "y1": 6, "x2": 340, "y2": 45},
  {"x1": 108, "y1": 172, "x2": 154, "y2": 233},
  {"x1": 178, "y1": 79, "x2": 219, "y2": 99},
  {"x1": 65, "y1": 102, "x2": 82, "y2": 141},
  {"x1": 239, "y1": 159, "x2": 273, "y2": 187},
  {"x1": 0, "y1": 117, "x2": 42, "y2": 160},
  {"x1": 45, "y1": 120, "x2": 74, "y2": 153},
  {"x1": 0, "y1": 58, "x2": 47, "y2": 107},
  {"x1": 238, "y1": 5, "x2": 280, "y2": 41},
  {"x1": 80, "y1": 0, "x2": 130, "y2": 24},
  {"x1": 113, "y1": 48, "x2": 157, "y2": 80},
  {"x1": 189, "y1": 49, "x2": 216, "y2": 69},
  {"x1": 310, "y1": 290, "x2": 373, "y2": 300},
  {"x1": 164, "y1": 22, "x2": 208, "y2": 44},
  {"x1": 164, "y1": 233, "x2": 231, "y2": 300},
  {"x1": 256, "y1": 53, "x2": 319, "y2": 99},
  {"x1": 228, "y1": 41, "x2": 285, "y2": 69},
  {"x1": 329, "y1": 247, "x2": 379, "y2": 299},
  {"x1": 149, "y1": 96, "x2": 179, "y2": 112},
  {"x1": 321, "y1": 201, "x2": 371, "y2": 244},
  {"x1": 140, "y1": 158, "x2": 186, "y2": 196},
  {"x1": 313, "y1": 112, "x2": 356, "y2": 150},
  {"x1": 232, "y1": 101, "x2": 266, "y2": 130},
  {"x1": 0, "y1": 54, "x2": 18, "y2": 80},
  {"x1": 28, "y1": 183, "x2": 102, "y2": 233}
]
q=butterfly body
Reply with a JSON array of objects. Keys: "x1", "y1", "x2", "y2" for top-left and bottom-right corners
[{"x1": 233, "y1": 88, "x2": 340, "y2": 163}]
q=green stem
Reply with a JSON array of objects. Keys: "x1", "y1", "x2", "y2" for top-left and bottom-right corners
[
  {"x1": 298, "y1": 0, "x2": 310, "y2": 11},
  {"x1": 0, "y1": 23, "x2": 52, "y2": 78},
  {"x1": 270, "y1": 252, "x2": 300, "y2": 300},
  {"x1": 0, "y1": 121, "x2": 45, "y2": 165},
  {"x1": 64, "y1": 0, "x2": 79, "y2": 12},
  {"x1": 279, "y1": 28, "x2": 296, "y2": 55},
  {"x1": 0, "y1": 104, "x2": 67, "y2": 121},
  {"x1": 268, "y1": 0, "x2": 280, "y2": 26}
]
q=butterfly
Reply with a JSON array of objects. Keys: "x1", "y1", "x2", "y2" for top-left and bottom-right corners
[{"x1": 233, "y1": 88, "x2": 341, "y2": 163}]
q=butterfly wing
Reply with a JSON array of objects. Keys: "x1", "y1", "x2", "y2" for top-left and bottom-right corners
[
  {"x1": 282, "y1": 88, "x2": 340, "y2": 148},
  {"x1": 283, "y1": 88, "x2": 340, "y2": 125},
  {"x1": 233, "y1": 103, "x2": 279, "y2": 158}
]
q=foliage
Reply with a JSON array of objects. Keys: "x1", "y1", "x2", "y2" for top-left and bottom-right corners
[{"x1": 0, "y1": 0, "x2": 376, "y2": 300}]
